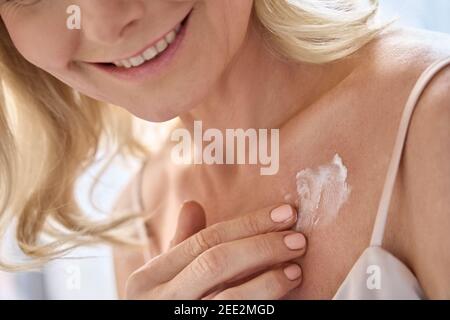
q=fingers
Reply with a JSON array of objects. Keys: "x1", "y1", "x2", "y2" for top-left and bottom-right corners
[
  {"x1": 169, "y1": 201, "x2": 206, "y2": 248},
  {"x1": 212, "y1": 264, "x2": 302, "y2": 300},
  {"x1": 169, "y1": 230, "x2": 306, "y2": 299},
  {"x1": 133, "y1": 204, "x2": 298, "y2": 288}
]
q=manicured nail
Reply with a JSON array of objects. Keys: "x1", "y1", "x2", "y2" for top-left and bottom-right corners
[
  {"x1": 270, "y1": 205, "x2": 295, "y2": 223},
  {"x1": 284, "y1": 233, "x2": 306, "y2": 250},
  {"x1": 284, "y1": 264, "x2": 302, "y2": 280}
]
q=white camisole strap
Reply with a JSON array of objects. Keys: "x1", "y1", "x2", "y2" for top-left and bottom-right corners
[{"x1": 370, "y1": 57, "x2": 450, "y2": 247}]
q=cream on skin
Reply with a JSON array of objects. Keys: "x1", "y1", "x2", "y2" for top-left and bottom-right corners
[{"x1": 294, "y1": 154, "x2": 351, "y2": 233}]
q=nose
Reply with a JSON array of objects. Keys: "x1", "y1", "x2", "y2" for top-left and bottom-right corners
[{"x1": 81, "y1": 0, "x2": 145, "y2": 45}]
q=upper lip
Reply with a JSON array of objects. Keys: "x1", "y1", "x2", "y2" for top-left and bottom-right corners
[{"x1": 89, "y1": 10, "x2": 191, "y2": 64}]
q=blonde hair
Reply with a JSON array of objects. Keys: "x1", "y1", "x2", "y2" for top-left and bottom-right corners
[
  {"x1": 0, "y1": 0, "x2": 385, "y2": 270},
  {"x1": 255, "y1": 0, "x2": 383, "y2": 63}
]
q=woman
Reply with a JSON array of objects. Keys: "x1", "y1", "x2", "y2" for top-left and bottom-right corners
[{"x1": 0, "y1": 0, "x2": 449, "y2": 300}]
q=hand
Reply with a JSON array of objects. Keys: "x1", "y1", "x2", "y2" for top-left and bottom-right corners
[{"x1": 125, "y1": 202, "x2": 306, "y2": 300}]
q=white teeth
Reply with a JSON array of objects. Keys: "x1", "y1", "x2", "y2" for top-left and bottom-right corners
[
  {"x1": 112, "y1": 24, "x2": 181, "y2": 68},
  {"x1": 130, "y1": 55, "x2": 145, "y2": 67},
  {"x1": 143, "y1": 46, "x2": 158, "y2": 60},
  {"x1": 122, "y1": 60, "x2": 132, "y2": 68},
  {"x1": 165, "y1": 30, "x2": 176, "y2": 44},
  {"x1": 156, "y1": 39, "x2": 168, "y2": 53}
]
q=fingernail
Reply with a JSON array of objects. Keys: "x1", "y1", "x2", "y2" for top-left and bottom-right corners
[
  {"x1": 284, "y1": 264, "x2": 302, "y2": 280},
  {"x1": 284, "y1": 233, "x2": 306, "y2": 250},
  {"x1": 270, "y1": 205, "x2": 295, "y2": 223}
]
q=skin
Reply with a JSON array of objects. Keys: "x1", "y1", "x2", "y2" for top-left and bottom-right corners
[{"x1": 2, "y1": 0, "x2": 450, "y2": 299}]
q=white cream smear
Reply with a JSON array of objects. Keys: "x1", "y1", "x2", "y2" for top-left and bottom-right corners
[{"x1": 294, "y1": 154, "x2": 351, "y2": 233}]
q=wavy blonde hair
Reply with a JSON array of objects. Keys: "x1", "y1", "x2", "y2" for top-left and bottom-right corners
[{"x1": 0, "y1": 0, "x2": 384, "y2": 270}]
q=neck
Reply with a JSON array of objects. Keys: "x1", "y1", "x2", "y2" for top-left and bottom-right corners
[
  {"x1": 179, "y1": 18, "x2": 343, "y2": 132},
  {"x1": 174, "y1": 17, "x2": 354, "y2": 198}
]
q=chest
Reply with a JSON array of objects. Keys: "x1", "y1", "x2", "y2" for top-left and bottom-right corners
[{"x1": 145, "y1": 98, "x2": 408, "y2": 299}]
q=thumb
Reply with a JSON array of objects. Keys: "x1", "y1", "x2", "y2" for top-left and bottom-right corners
[{"x1": 169, "y1": 201, "x2": 206, "y2": 248}]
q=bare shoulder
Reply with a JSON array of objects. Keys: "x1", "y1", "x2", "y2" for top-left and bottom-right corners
[
  {"x1": 371, "y1": 27, "x2": 450, "y2": 299},
  {"x1": 351, "y1": 27, "x2": 450, "y2": 298},
  {"x1": 355, "y1": 26, "x2": 450, "y2": 85},
  {"x1": 402, "y1": 58, "x2": 450, "y2": 299}
]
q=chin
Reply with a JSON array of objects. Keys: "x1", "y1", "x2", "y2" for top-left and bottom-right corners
[{"x1": 126, "y1": 102, "x2": 187, "y2": 123}]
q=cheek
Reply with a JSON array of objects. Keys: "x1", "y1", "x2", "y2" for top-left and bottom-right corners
[
  {"x1": 3, "y1": 14, "x2": 78, "y2": 70},
  {"x1": 212, "y1": 0, "x2": 253, "y2": 50},
  {"x1": 146, "y1": 0, "x2": 254, "y2": 117},
  {"x1": 198, "y1": 0, "x2": 253, "y2": 68}
]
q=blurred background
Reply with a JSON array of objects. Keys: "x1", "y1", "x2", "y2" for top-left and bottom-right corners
[
  {"x1": 380, "y1": 0, "x2": 450, "y2": 33},
  {"x1": 1, "y1": 0, "x2": 450, "y2": 300}
]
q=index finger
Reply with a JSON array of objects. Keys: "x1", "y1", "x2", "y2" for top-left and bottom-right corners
[{"x1": 134, "y1": 204, "x2": 298, "y2": 286}]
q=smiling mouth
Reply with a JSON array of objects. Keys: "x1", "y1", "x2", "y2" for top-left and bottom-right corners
[{"x1": 95, "y1": 10, "x2": 192, "y2": 69}]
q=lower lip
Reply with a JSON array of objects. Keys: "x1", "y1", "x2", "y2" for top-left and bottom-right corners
[{"x1": 90, "y1": 12, "x2": 191, "y2": 82}]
